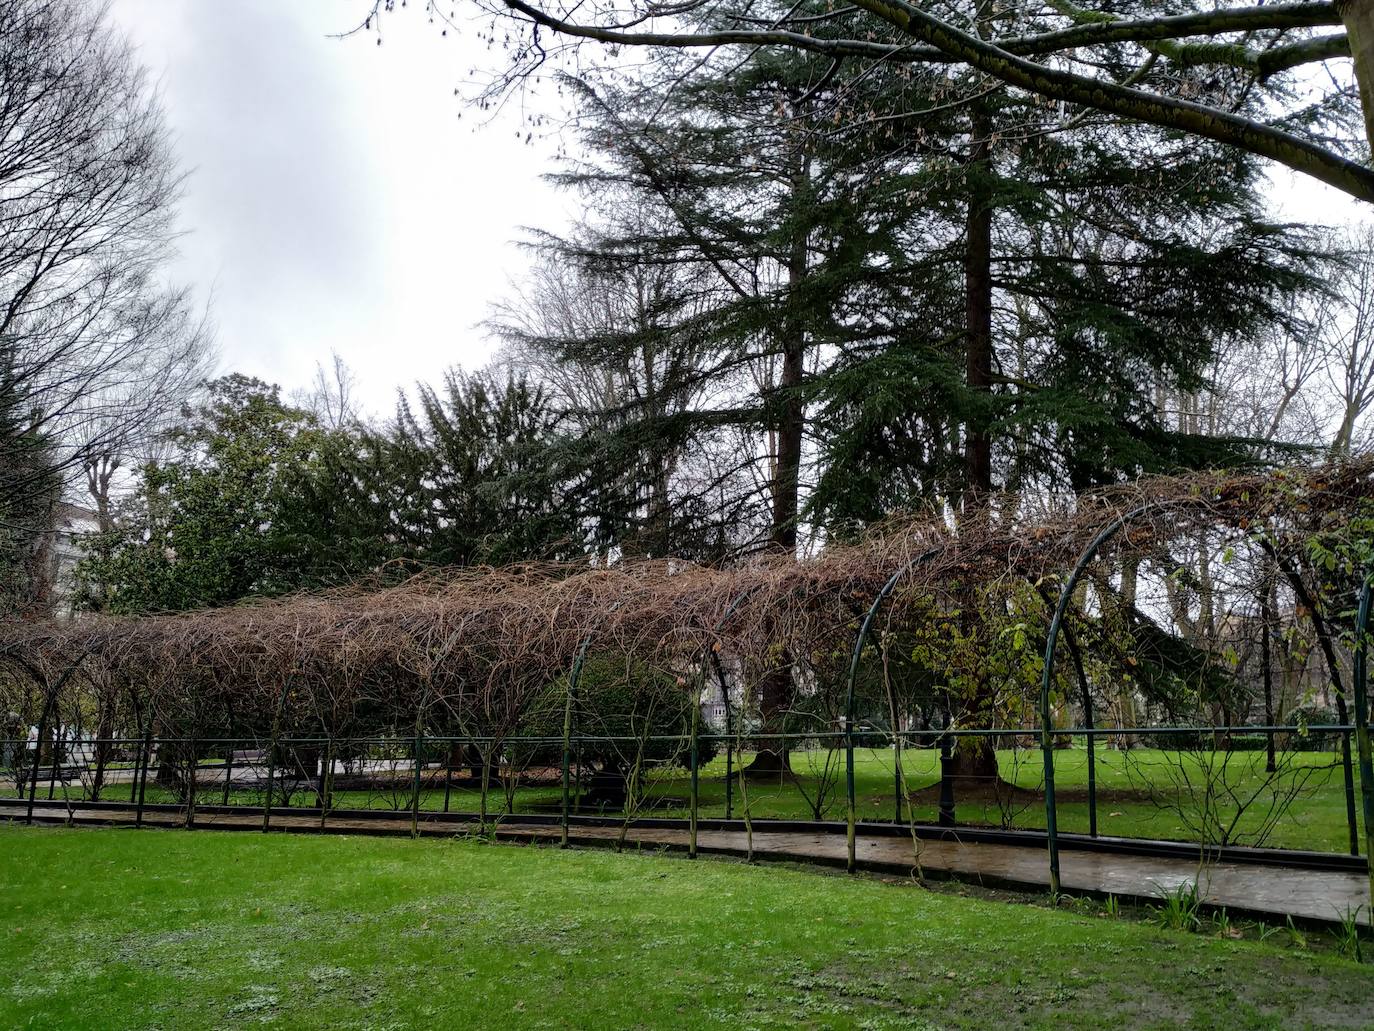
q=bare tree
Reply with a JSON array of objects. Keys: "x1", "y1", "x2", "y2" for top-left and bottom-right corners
[
  {"x1": 1202, "y1": 316, "x2": 1328, "y2": 448},
  {"x1": 1320, "y1": 225, "x2": 1374, "y2": 457},
  {"x1": 2, "y1": 0, "x2": 208, "y2": 613},
  {"x1": 77, "y1": 303, "x2": 216, "y2": 533},
  {"x1": 0, "y1": 0, "x2": 205, "y2": 599},
  {"x1": 489, "y1": 214, "x2": 764, "y2": 559},
  {"x1": 292, "y1": 351, "x2": 361, "y2": 431}
]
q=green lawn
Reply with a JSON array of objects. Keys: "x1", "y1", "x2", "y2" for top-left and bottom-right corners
[
  {"x1": 38, "y1": 746, "x2": 1356, "y2": 854},
  {"x1": 1, "y1": 826, "x2": 1371, "y2": 1029}
]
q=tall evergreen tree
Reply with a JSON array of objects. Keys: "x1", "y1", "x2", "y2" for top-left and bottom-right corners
[
  {"x1": 507, "y1": 0, "x2": 1327, "y2": 777},
  {"x1": 387, "y1": 370, "x2": 585, "y2": 566},
  {"x1": 0, "y1": 343, "x2": 59, "y2": 616}
]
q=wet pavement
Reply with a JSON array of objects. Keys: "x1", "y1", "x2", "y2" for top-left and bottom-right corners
[{"x1": 5, "y1": 800, "x2": 1368, "y2": 927}]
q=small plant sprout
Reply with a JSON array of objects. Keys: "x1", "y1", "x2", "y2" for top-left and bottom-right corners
[
  {"x1": 1151, "y1": 881, "x2": 1202, "y2": 933},
  {"x1": 1334, "y1": 907, "x2": 1366, "y2": 962},
  {"x1": 1286, "y1": 916, "x2": 1308, "y2": 950}
]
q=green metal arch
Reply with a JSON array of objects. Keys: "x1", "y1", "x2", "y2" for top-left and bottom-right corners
[
  {"x1": 689, "y1": 585, "x2": 764, "y2": 857},
  {"x1": 842, "y1": 546, "x2": 944, "y2": 873},
  {"x1": 1040, "y1": 502, "x2": 1177, "y2": 894},
  {"x1": 1350, "y1": 571, "x2": 1373, "y2": 910}
]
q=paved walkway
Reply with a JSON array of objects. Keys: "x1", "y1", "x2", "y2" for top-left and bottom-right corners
[{"x1": 6, "y1": 802, "x2": 1369, "y2": 927}]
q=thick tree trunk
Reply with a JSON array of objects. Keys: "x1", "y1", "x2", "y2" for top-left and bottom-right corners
[
  {"x1": 948, "y1": 38, "x2": 1002, "y2": 789},
  {"x1": 1260, "y1": 575, "x2": 1277, "y2": 773},
  {"x1": 962, "y1": 123, "x2": 993, "y2": 504},
  {"x1": 1338, "y1": 0, "x2": 1374, "y2": 153},
  {"x1": 948, "y1": 735, "x2": 999, "y2": 780},
  {"x1": 962, "y1": 8, "x2": 995, "y2": 508},
  {"x1": 746, "y1": 151, "x2": 809, "y2": 779}
]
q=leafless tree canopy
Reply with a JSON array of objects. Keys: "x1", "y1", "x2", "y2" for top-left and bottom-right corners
[{"x1": 1, "y1": 0, "x2": 212, "y2": 506}]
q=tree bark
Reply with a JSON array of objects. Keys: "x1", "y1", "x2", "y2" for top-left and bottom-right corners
[
  {"x1": 1338, "y1": 0, "x2": 1374, "y2": 156},
  {"x1": 962, "y1": 96, "x2": 994, "y2": 507},
  {"x1": 1260, "y1": 577, "x2": 1277, "y2": 773},
  {"x1": 745, "y1": 152, "x2": 810, "y2": 779},
  {"x1": 950, "y1": 13, "x2": 1000, "y2": 786}
]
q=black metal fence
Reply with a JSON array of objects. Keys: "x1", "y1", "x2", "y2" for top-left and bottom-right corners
[{"x1": 3, "y1": 722, "x2": 1364, "y2": 864}]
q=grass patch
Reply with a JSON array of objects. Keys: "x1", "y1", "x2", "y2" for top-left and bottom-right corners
[{"x1": 1, "y1": 825, "x2": 1372, "y2": 1028}]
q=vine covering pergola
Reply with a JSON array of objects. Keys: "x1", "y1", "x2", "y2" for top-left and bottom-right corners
[{"x1": 3, "y1": 461, "x2": 1373, "y2": 900}]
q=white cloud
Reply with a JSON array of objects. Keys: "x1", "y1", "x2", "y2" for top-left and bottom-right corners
[{"x1": 109, "y1": 0, "x2": 571, "y2": 418}]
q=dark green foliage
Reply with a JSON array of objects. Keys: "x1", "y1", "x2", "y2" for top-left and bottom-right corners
[
  {"x1": 809, "y1": 71, "x2": 1328, "y2": 522},
  {"x1": 506, "y1": 0, "x2": 1329, "y2": 549},
  {"x1": 76, "y1": 375, "x2": 327, "y2": 612},
  {"x1": 388, "y1": 370, "x2": 583, "y2": 567},
  {"x1": 512, "y1": 655, "x2": 715, "y2": 773},
  {"x1": 0, "y1": 346, "x2": 59, "y2": 616},
  {"x1": 77, "y1": 371, "x2": 581, "y2": 613}
]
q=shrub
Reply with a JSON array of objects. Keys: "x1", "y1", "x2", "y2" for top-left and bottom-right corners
[{"x1": 511, "y1": 655, "x2": 717, "y2": 773}]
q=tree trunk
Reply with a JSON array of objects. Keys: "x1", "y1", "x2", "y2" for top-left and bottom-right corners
[
  {"x1": 962, "y1": 10, "x2": 995, "y2": 508},
  {"x1": 948, "y1": 37, "x2": 1001, "y2": 789},
  {"x1": 746, "y1": 149, "x2": 809, "y2": 779},
  {"x1": 948, "y1": 735, "x2": 999, "y2": 781},
  {"x1": 1260, "y1": 573, "x2": 1277, "y2": 773},
  {"x1": 1338, "y1": 0, "x2": 1374, "y2": 154}
]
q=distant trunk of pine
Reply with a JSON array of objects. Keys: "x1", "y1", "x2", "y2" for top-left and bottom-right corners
[
  {"x1": 1338, "y1": 0, "x2": 1374, "y2": 153},
  {"x1": 950, "y1": 60, "x2": 1001, "y2": 784},
  {"x1": 639, "y1": 329, "x2": 675, "y2": 559},
  {"x1": 1260, "y1": 577, "x2": 1277, "y2": 773},
  {"x1": 745, "y1": 151, "x2": 809, "y2": 779},
  {"x1": 962, "y1": 106, "x2": 994, "y2": 507}
]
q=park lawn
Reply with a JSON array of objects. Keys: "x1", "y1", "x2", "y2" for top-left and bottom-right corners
[
  {"x1": 36, "y1": 747, "x2": 1355, "y2": 854},
  {"x1": 1, "y1": 827, "x2": 1372, "y2": 1030}
]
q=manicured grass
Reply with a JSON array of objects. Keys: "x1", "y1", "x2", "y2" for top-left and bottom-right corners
[
  {"x1": 1, "y1": 825, "x2": 1372, "y2": 1029},
  {"x1": 37, "y1": 746, "x2": 1354, "y2": 854}
]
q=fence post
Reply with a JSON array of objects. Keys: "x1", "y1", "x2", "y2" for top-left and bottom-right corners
[
  {"x1": 562, "y1": 619, "x2": 604, "y2": 848},
  {"x1": 135, "y1": 725, "x2": 152, "y2": 828},
  {"x1": 262, "y1": 680, "x2": 291, "y2": 834},
  {"x1": 1352, "y1": 572, "x2": 1373, "y2": 911},
  {"x1": 689, "y1": 687, "x2": 701, "y2": 859}
]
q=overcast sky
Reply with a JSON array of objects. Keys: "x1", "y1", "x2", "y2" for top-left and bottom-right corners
[
  {"x1": 107, "y1": 2, "x2": 1358, "y2": 420},
  {"x1": 109, "y1": 0, "x2": 571, "y2": 418}
]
